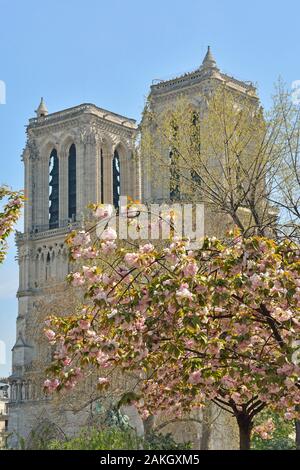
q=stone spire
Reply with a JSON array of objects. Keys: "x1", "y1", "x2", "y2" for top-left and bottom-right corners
[
  {"x1": 200, "y1": 46, "x2": 218, "y2": 71},
  {"x1": 35, "y1": 97, "x2": 48, "y2": 117}
]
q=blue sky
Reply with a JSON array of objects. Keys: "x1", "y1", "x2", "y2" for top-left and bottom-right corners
[{"x1": 0, "y1": 0, "x2": 299, "y2": 376}]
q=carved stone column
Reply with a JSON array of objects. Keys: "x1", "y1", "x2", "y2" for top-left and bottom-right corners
[
  {"x1": 135, "y1": 150, "x2": 142, "y2": 201},
  {"x1": 25, "y1": 137, "x2": 44, "y2": 230},
  {"x1": 119, "y1": 145, "x2": 129, "y2": 199},
  {"x1": 86, "y1": 130, "x2": 98, "y2": 205},
  {"x1": 103, "y1": 146, "x2": 113, "y2": 205},
  {"x1": 18, "y1": 246, "x2": 25, "y2": 292},
  {"x1": 76, "y1": 138, "x2": 85, "y2": 218},
  {"x1": 16, "y1": 381, "x2": 22, "y2": 402},
  {"x1": 23, "y1": 247, "x2": 30, "y2": 290},
  {"x1": 43, "y1": 156, "x2": 50, "y2": 228},
  {"x1": 79, "y1": 126, "x2": 98, "y2": 211},
  {"x1": 96, "y1": 138, "x2": 103, "y2": 203}
]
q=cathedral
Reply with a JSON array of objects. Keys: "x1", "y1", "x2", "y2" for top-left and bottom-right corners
[{"x1": 8, "y1": 48, "x2": 257, "y2": 449}]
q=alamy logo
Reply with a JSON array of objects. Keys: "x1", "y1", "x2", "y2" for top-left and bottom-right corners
[
  {"x1": 96, "y1": 197, "x2": 205, "y2": 249},
  {"x1": 0, "y1": 80, "x2": 6, "y2": 104},
  {"x1": 0, "y1": 340, "x2": 6, "y2": 365}
]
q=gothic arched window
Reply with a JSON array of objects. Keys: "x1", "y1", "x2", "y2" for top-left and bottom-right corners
[
  {"x1": 169, "y1": 116, "x2": 180, "y2": 201},
  {"x1": 169, "y1": 150, "x2": 180, "y2": 201},
  {"x1": 45, "y1": 252, "x2": 51, "y2": 281},
  {"x1": 68, "y1": 144, "x2": 76, "y2": 221},
  {"x1": 49, "y1": 149, "x2": 59, "y2": 229},
  {"x1": 113, "y1": 150, "x2": 120, "y2": 208}
]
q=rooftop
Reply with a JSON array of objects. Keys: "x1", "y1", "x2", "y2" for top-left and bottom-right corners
[
  {"x1": 151, "y1": 46, "x2": 256, "y2": 97},
  {"x1": 29, "y1": 102, "x2": 138, "y2": 130}
]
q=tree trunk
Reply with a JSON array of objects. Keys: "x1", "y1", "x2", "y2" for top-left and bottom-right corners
[
  {"x1": 236, "y1": 413, "x2": 252, "y2": 450},
  {"x1": 296, "y1": 420, "x2": 300, "y2": 450},
  {"x1": 200, "y1": 404, "x2": 212, "y2": 450},
  {"x1": 143, "y1": 414, "x2": 155, "y2": 437}
]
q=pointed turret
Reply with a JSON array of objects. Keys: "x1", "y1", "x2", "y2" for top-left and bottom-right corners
[
  {"x1": 200, "y1": 46, "x2": 219, "y2": 71},
  {"x1": 35, "y1": 97, "x2": 48, "y2": 117}
]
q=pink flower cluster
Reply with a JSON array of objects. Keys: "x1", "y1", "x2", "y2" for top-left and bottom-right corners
[
  {"x1": 253, "y1": 418, "x2": 275, "y2": 440},
  {"x1": 44, "y1": 228, "x2": 300, "y2": 431}
]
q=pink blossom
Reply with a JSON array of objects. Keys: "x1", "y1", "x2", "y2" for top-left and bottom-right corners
[
  {"x1": 267, "y1": 384, "x2": 280, "y2": 394},
  {"x1": 62, "y1": 357, "x2": 72, "y2": 366},
  {"x1": 71, "y1": 247, "x2": 82, "y2": 259},
  {"x1": 253, "y1": 418, "x2": 275, "y2": 440},
  {"x1": 272, "y1": 307, "x2": 293, "y2": 322},
  {"x1": 189, "y1": 370, "x2": 202, "y2": 385},
  {"x1": 221, "y1": 375, "x2": 237, "y2": 388},
  {"x1": 176, "y1": 283, "x2": 193, "y2": 302},
  {"x1": 82, "y1": 247, "x2": 98, "y2": 259},
  {"x1": 183, "y1": 262, "x2": 198, "y2": 277},
  {"x1": 141, "y1": 409, "x2": 150, "y2": 420},
  {"x1": 78, "y1": 319, "x2": 91, "y2": 330},
  {"x1": 42, "y1": 230, "x2": 300, "y2": 428},
  {"x1": 277, "y1": 363, "x2": 294, "y2": 375},
  {"x1": 249, "y1": 273, "x2": 262, "y2": 289},
  {"x1": 101, "y1": 227, "x2": 117, "y2": 241},
  {"x1": 44, "y1": 378, "x2": 60, "y2": 392},
  {"x1": 139, "y1": 243, "x2": 154, "y2": 254},
  {"x1": 95, "y1": 204, "x2": 113, "y2": 219},
  {"x1": 167, "y1": 303, "x2": 177, "y2": 314},
  {"x1": 284, "y1": 378, "x2": 295, "y2": 389},
  {"x1": 45, "y1": 329, "x2": 56, "y2": 341},
  {"x1": 96, "y1": 351, "x2": 110, "y2": 367},
  {"x1": 233, "y1": 324, "x2": 248, "y2": 335},
  {"x1": 72, "y1": 231, "x2": 91, "y2": 246},
  {"x1": 124, "y1": 252, "x2": 139, "y2": 266},
  {"x1": 72, "y1": 272, "x2": 85, "y2": 287},
  {"x1": 101, "y1": 240, "x2": 117, "y2": 254},
  {"x1": 82, "y1": 266, "x2": 100, "y2": 283},
  {"x1": 184, "y1": 339, "x2": 195, "y2": 349},
  {"x1": 94, "y1": 288, "x2": 107, "y2": 301},
  {"x1": 231, "y1": 392, "x2": 242, "y2": 403},
  {"x1": 98, "y1": 377, "x2": 109, "y2": 385}
]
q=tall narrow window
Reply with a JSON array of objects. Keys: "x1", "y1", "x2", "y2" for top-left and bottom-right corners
[
  {"x1": 68, "y1": 144, "x2": 76, "y2": 221},
  {"x1": 49, "y1": 149, "x2": 59, "y2": 229},
  {"x1": 191, "y1": 169, "x2": 202, "y2": 186},
  {"x1": 190, "y1": 110, "x2": 202, "y2": 195},
  {"x1": 112, "y1": 150, "x2": 120, "y2": 209},
  {"x1": 169, "y1": 117, "x2": 180, "y2": 201},
  {"x1": 45, "y1": 252, "x2": 51, "y2": 281},
  {"x1": 170, "y1": 150, "x2": 180, "y2": 201}
]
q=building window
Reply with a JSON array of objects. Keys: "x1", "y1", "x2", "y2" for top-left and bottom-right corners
[
  {"x1": 45, "y1": 252, "x2": 51, "y2": 280},
  {"x1": 191, "y1": 169, "x2": 202, "y2": 187},
  {"x1": 49, "y1": 149, "x2": 59, "y2": 229},
  {"x1": 68, "y1": 144, "x2": 76, "y2": 221},
  {"x1": 169, "y1": 150, "x2": 180, "y2": 201},
  {"x1": 113, "y1": 150, "x2": 120, "y2": 208},
  {"x1": 169, "y1": 117, "x2": 180, "y2": 201}
]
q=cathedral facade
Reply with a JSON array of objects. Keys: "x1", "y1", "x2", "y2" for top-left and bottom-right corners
[{"x1": 8, "y1": 48, "x2": 256, "y2": 449}]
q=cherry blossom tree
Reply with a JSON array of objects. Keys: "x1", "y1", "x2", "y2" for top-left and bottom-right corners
[
  {"x1": 45, "y1": 206, "x2": 300, "y2": 450},
  {"x1": 0, "y1": 186, "x2": 23, "y2": 263}
]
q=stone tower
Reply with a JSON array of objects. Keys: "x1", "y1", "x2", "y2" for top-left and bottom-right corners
[
  {"x1": 8, "y1": 102, "x2": 139, "y2": 447},
  {"x1": 142, "y1": 46, "x2": 257, "y2": 204},
  {"x1": 8, "y1": 48, "x2": 257, "y2": 449}
]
